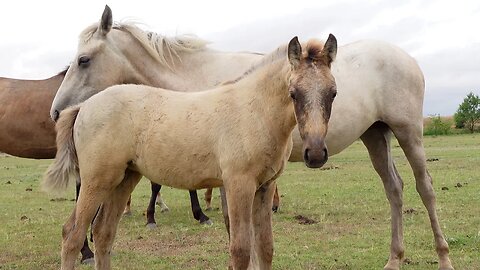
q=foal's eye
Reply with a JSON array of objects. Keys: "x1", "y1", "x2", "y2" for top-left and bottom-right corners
[
  {"x1": 332, "y1": 91, "x2": 337, "y2": 99},
  {"x1": 289, "y1": 91, "x2": 297, "y2": 101},
  {"x1": 78, "y1": 56, "x2": 91, "y2": 67}
]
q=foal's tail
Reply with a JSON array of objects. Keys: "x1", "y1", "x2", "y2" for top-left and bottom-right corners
[{"x1": 42, "y1": 105, "x2": 81, "y2": 195}]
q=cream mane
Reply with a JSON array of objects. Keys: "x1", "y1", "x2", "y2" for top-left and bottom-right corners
[{"x1": 79, "y1": 22, "x2": 210, "y2": 68}]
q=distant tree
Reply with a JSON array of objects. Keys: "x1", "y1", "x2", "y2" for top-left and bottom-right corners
[
  {"x1": 454, "y1": 92, "x2": 480, "y2": 133},
  {"x1": 425, "y1": 114, "x2": 451, "y2": 136}
]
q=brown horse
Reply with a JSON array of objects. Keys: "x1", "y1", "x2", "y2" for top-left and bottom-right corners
[
  {"x1": 0, "y1": 71, "x2": 63, "y2": 158},
  {"x1": 44, "y1": 35, "x2": 338, "y2": 269}
]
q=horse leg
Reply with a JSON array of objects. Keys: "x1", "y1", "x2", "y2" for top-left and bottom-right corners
[
  {"x1": 155, "y1": 184, "x2": 170, "y2": 212},
  {"x1": 253, "y1": 181, "x2": 276, "y2": 270},
  {"x1": 189, "y1": 190, "x2": 212, "y2": 225},
  {"x1": 220, "y1": 187, "x2": 230, "y2": 237},
  {"x1": 92, "y1": 170, "x2": 142, "y2": 270},
  {"x1": 61, "y1": 185, "x2": 107, "y2": 270},
  {"x1": 146, "y1": 182, "x2": 162, "y2": 229},
  {"x1": 123, "y1": 195, "x2": 132, "y2": 216},
  {"x1": 224, "y1": 178, "x2": 256, "y2": 269},
  {"x1": 271, "y1": 185, "x2": 280, "y2": 212},
  {"x1": 76, "y1": 180, "x2": 94, "y2": 264},
  {"x1": 392, "y1": 124, "x2": 453, "y2": 270},
  {"x1": 360, "y1": 122, "x2": 404, "y2": 270},
  {"x1": 204, "y1": 188, "x2": 213, "y2": 211}
]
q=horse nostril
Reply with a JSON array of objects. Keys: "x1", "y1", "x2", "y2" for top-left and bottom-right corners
[
  {"x1": 52, "y1": 110, "x2": 60, "y2": 122},
  {"x1": 323, "y1": 148, "x2": 328, "y2": 160},
  {"x1": 303, "y1": 148, "x2": 310, "y2": 162}
]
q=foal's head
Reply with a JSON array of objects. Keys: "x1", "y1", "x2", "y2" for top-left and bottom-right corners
[{"x1": 287, "y1": 35, "x2": 337, "y2": 168}]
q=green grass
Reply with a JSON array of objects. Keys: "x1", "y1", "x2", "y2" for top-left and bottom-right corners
[{"x1": 0, "y1": 134, "x2": 479, "y2": 269}]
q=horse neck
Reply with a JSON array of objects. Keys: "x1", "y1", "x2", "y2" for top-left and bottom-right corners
[
  {"x1": 236, "y1": 58, "x2": 296, "y2": 137},
  {"x1": 121, "y1": 37, "x2": 259, "y2": 91}
]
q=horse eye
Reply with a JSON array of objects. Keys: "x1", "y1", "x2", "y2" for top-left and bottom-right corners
[
  {"x1": 78, "y1": 56, "x2": 90, "y2": 67},
  {"x1": 332, "y1": 91, "x2": 337, "y2": 99},
  {"x1": 289, "y1": 91, "x2": 297, "y2": 101}
]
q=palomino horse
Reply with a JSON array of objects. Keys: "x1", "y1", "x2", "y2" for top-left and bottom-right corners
[
  {"x1": 43, "y1": 35, "x2": 337, "y2": 269},
  {"x1": 49, "y1": 6, "x2": 453, "y2": 270}
]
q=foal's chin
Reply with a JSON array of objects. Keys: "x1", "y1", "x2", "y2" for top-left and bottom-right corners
[{"x1": 304, "y1": 157, "x2": 328, "y2": 168}]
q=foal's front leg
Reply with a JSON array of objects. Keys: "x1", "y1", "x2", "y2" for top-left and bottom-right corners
[
  {"x1": 224, "y1": 177, "x2": 256, "y2": 269},
  {"x1": 253, "y1": 181, "x2": 276, "y2": 270}
]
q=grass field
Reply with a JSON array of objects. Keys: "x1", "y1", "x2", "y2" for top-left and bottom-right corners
[{"x1": 0, "y1": 134, "x2": 478, "y2": 269}]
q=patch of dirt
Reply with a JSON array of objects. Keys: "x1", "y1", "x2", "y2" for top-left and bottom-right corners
[
  {"x1": 320, "y1": 165, "x2": 340, "y2": 171},
  {"x1": 294, "y1": 215, "x2": 317, "y2": 225},
  {"x1": 115, "y1": 231, "x2": 226, "y2": 258},
  {"x1": 25, "y1": 188, "x2": 33, "y2": 191},
  {"x1": 20, "y1": 215, "x2": 29, "y2": 221},
  {"x1": 50, "y1": 198, "x2": 68, "y2": 202},
  {"x1": 455, "y1": 183, "x2": 463, "y2": 188},
  {"x1": 403, "y1": 258, "x2": 418, "y2": 265},
  {"x1": 5, "y1": 181, "x2": 11, "y2": 184},
  {"x1": 403, "y1": 208, "x2": 417, "y2": 214},
  {"x1": 426, "y1": 158, "x2": 439, "y2": 162},
  {"x1": 441, "y1": 186, "x2": 449, "y2": 190}
]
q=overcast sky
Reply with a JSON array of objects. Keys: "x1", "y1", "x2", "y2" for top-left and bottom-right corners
[{"x1": 1, "y1": 0, "x2": 479, "y2": 116}]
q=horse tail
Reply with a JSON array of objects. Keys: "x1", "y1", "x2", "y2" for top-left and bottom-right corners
[{"x1": 42, "y1": 105, "x2": 81, "y2": 195}]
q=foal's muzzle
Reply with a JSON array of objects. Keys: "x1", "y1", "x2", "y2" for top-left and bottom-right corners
[{"x1": 303, "y1": 139, "x2": 328, "y2": 168}]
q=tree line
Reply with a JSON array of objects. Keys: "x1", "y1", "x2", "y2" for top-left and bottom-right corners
[{"x1": 425, "y1": 92, "x2": 480, "y2": 136}]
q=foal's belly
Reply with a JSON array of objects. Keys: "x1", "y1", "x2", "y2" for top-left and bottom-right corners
[{"x1": 133, "y1": 153, "x2": 223, "y2": 190}]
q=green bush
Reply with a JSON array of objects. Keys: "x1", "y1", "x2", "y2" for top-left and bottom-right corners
[{"x1": 424, "y1": 114, "x2": 452, "y2": 136}]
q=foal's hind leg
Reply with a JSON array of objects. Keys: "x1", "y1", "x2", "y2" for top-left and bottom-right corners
[
  {"x1": 76, "y1": 180, "x2": 95, "y2": 264},
  {"x1": 92, "y1": 170, "x2": 142, "y2": 270},
  {"x1": 360, "y1": 122, "x2": 404, "y2": 270},
  {"x1": 392, "y1": 125, "x2": 453, "y2": 270},
  {"x1": 61, "y1": 185, "x2": 107, "y2": 270}
]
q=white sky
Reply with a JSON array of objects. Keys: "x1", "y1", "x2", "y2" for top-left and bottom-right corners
[{"x1": 1, "y1": 0, "x2": 479, "y2": 115}]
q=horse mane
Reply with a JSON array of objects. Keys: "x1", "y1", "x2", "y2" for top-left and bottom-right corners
[
  {"x1": 224, "y1": 39, "x2": 325, "y2": 85},
  {"x1": 79, "y1": 22, "x2": 210, "y2": 69}
]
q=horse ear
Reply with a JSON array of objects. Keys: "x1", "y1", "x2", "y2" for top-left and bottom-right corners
[
  {"x1": 288, "y1": 36, "x2": 302, "y2": 68},
  {"x1": 320, "y1": 34, "x2": 337, "y2": 67},
  {"x1": 98, "y1": 5, "x2": 113, "y2": 36}
]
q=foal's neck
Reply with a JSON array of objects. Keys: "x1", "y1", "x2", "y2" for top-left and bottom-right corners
[{"x1": 239, "y1": 59, "x2": 296, "y2": 136}]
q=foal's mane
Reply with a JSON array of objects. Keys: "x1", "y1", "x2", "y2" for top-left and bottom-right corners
[
  {"x1": 80, "y1": 22, "x2": 210, "y2": 68},
  {"x1": 225, "y1": 39, "x2": 325, "y2": 85}
]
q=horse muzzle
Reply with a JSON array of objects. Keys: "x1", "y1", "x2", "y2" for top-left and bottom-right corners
[{"x1": 303, "y1": 139, "x2": 328, "y2": 168}]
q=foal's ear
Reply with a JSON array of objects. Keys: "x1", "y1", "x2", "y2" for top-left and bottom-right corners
[
  {"x1": 320, "y1": 34, "x2": 337, "y2": 67},
  {"x1": 98, "y1": 5, "x2": 113, "y2": 36},
  {"x1": 288, "y1": 36, "x2": 302, "y2": 68}
]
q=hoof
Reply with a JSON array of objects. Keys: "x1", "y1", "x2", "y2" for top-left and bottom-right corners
[
  {"x1": 81, "y1": 257, "x2": 95, "y2": 265},
  {"x1": 160, "y1": 207, "x2": 170, "y2": 213},
  {"x1": 146, "y1": 223, "x2": 157, "y2": 230},
  {"x1": 272, "y1": 206, "x2": 278, "y2": 213},
  {"x1": 200, "y1": 219, "x2": 213, "y2": 226},
  {"x1": 205, "y1": 207, "x2": 212, "y2": 211}
]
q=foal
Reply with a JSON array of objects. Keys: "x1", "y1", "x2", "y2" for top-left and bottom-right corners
[{"x1": 44, "y1": 35, "x2": 337, "y2": 269}]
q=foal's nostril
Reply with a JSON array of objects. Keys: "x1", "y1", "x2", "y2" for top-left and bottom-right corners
[
  {"x1": 52, "y1": 110, "x2": 60, "y2": 122},
  {"x1": 304, "y1": 148, "x2": 310, "y2": 163}
]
